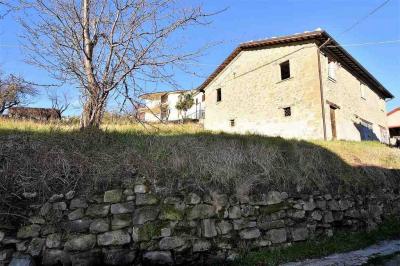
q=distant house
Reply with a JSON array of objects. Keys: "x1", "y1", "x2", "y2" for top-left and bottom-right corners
[
  {"x1": 8, "y1": 107, "x2": 61, "y2": 120},
  {"x1": 199, "y1": 30, "x2": 393, "y2": 142},
  {"x1": 138, "y1": 89, "x2": 205, "y2": 122},
  {"x1": 388, "y1": 108, "x2": 400, "y2": 144}
]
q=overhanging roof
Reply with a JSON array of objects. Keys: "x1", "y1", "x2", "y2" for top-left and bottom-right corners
[
  {"x1": 198, "y1": 30, "x2": 393, "y2": 99},
  {"x1": 139, "y1": 89, "x2": 197, "y2": 100},
  {"x1": 388, "y1": 107, "x2": 400, "y2": 116}
]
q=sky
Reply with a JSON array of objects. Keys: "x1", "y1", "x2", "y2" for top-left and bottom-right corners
[{"x1": 0, "y1": 0, "x2": 399, "y2": 116}]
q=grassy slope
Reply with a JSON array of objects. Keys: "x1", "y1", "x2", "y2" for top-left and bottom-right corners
[{"x1": 1, "y1": 118, "x2": 399, "y2": 225}]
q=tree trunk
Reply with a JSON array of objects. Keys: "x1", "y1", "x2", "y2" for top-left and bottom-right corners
[{"x1": 80, "y1": 93, "x2": 106, "y2": 129}]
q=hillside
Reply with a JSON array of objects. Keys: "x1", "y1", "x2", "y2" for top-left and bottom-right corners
[{"x1": 1, "y1": 118, "x2": 400, "y2": 226}]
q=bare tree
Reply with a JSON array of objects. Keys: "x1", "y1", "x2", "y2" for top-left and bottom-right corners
[
  {"x1": 0, "y1": 74, "x2": 37, "y2": 114},
  {"x1": 0, "y1": 1, "x2": 12, "y2": 19},
  {"x1": 48, "y1": 91, "x2": 70, "y2": 116},
  {"x1": 18, "y1": 0, "x2": 216, "y2": 129}
]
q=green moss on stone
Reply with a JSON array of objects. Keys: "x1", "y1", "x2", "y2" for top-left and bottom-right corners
[
  {"x1": 160, "y1": 205, "x2": 184, "y2": 221},
  {"x1": 259, "y1": 202, "x2": 293, "y2": 215},
  {"x1": 138, "y1": 221, "x2": 169, "y2": 241}
]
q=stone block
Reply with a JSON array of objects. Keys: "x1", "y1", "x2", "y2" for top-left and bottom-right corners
[
  {"x1": 228, "y1": 206, "x2": 241, "y2": 219},
  {"x1": 65, "y1": 190, "x2": 75, "y2": 200},
  {"x1": 111, "y1": 202, "x2": 135, "y2": 214},
  {"x1": 134, "y1": 184, "x2": 149, "y2": 194},
  {"x1": 65, "y1": 234, "x2": 96, "y2": 251},
  {"x1": 232, "y1": 219, "x2": 256, "y2": 230},
  {"x1": 70, "y1": 250, "x2": 102, "y2": 266},
  {"x1": 159, "y1": 205, "x2": 184, "y2": 221},
  {"x1": 239, "y1": 228, "x2": 261, "y2": 239},
  {"x1": 136, "y1": 193, "x2": 159, "y2": 206},
  {"x1": 46, "y1": 233, "x2": 61, "y2": 249},
  {"x1": 28, "y1": 216, "x2": 45, "y2": 225},
  {"x1": 49, "y1": 194, "x2": 64, "y2": 202},
  {"x1": 112, "y1": 214, "x2": 132, "y2": 230},
  {"x1": 70, "y1": 198, "x2": 88, "y2": 209},
  {"x1": 216, "y1": 220, "x2": 233, "y2": 235},
  {"x1": 187, "y1": 204, "x2": 216, "y2": 220},
  {"x1": 103, "y1": 249, "x2": 136, "y2": 266},
  {"x1": 303, "y1": 200, "x2": 316, "y2": 211},
  {"x1": 266, "y1": 229, "x2": 287, "y2": 244},
  {"x1": 323, "y1": 211, "x2": 334, "y2": 223},
  {"x1": 311, "y1": 210, "x2": 323, "y2": 221},
  {"x1": 86, "y1": 204, "x2": 110, "y2": 218},
  {"x1": 16, "y1": 240, "x2": 29, "y2": 252},
  {"x1": 104, "y1": 189, "x2": 123, "y2": 203},
  {"x1": 159, "y1": 236, "x2": 185, "y2": 250},
  {"x1": 90, "y1": 218, "x2": 110, "y2": 233},
  {"x1": 258, "y1": 219, "x2": 285, "y2": 230},
  {"x1": 42, "y1": 250, "x2": 71, "y2": 266},
  {"x1": 17, "y1": 224, "x2": 41, "y2": 239},
  {"x1": 133, "y1": 207, "x2": 159, "y2": 225},
  {"x1": 291, "y1": 227, "x2": 308, "y2": 241},
  {"x1": 68, "y1": 208, "x2": 84, "y2": 221},
  {"x1": 193, "y1": 240, "x2": 211, "y2": 252},
  {"x1": 65, "y1": 219, "x2": 92, "y2": 233},
  {"x1": 27, "y1": 237, "x2": 45, "y2": 257},
  {"x1": 143, "y1": 251, "x2": 173, "y2": 265},
  {"x1": 201, "y1": 219, "x2": 217, "y2": 238},
  {"x1": 97, "y1": 230, "x2": 131, "y2": 246},
  {"x1": 52, "y1": 202, "x2": 67, "y2": 211},
  {"x1": 186, "y1": 193, "x2": 201, "y2": 205}
]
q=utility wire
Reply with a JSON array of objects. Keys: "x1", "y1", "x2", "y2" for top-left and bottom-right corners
[
  {"x1": 327, "y1": 39, "x2": 400, "y2": 48},
  {"x1": 338, "y1": 0, "x2": 392, "y2": 36}
]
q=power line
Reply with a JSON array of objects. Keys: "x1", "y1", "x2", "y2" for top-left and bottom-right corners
[
  {"x1": 339, "y1": 0, "x2": 392, "y2": 36},
  {"x1": 327, "y1": 39, "x2": 400, "y2": 48}
]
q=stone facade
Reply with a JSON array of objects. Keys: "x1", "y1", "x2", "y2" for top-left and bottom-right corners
[
  {"x1": 1, "y1": 181, "x2": 399, "y2": 265},
  {"x1": 203, "y1": 41, "x2": 324, "y2": 139},
  {"x1": 202, "y1": 33, "x2": 392, "y2": 142},
  {"x1": 321, "y1": 54, "x2": 389, "y2": 142}
]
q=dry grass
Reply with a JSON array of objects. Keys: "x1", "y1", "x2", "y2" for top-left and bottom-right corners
[{"x1": 1, "y1": 118, "x2": 399, "y2": 226}]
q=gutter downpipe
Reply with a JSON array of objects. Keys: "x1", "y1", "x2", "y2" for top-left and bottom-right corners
[{"x1": 317, "y1": 38, "x2": 331, "y2": 141}]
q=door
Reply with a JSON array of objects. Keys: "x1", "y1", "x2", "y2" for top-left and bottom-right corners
[{"x1": 330, "y1": 106, "x2": 337, "y2": 140}]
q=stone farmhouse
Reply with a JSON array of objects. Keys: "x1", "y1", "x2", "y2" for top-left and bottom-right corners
[
  {"x1": 199, "y1": 30, "x2": 393, "y2": 142},
  {"x1": 387, "y1": 107, "x2": 400, "y2": 143},
  {"x1": 138, "y1": 89, "x2": 205, "y2": 122}
]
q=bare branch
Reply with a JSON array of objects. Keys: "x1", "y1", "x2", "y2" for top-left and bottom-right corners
[{"x1": 17, "y1": 0, "x2": 220, "y2": 128}]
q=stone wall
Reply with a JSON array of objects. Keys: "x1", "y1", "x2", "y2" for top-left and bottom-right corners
[{"x1": 1, "y1": 180, "x2": 399, "y2": 265}]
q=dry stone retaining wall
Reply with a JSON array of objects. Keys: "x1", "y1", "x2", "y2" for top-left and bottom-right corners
[{"x1": 1, "y1": 181, "x2": 399, "y2": 265}]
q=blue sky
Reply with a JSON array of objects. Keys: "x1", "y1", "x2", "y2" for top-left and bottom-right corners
[{"x1": 0, "y1": 0, "x2": 399, "y2": 116}]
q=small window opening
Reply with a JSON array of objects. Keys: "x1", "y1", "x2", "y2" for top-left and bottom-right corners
[
  {"x1": 216, "y1": 88, "x2": 222, "y2": 102},
  {"x1": 360, "y1": 83, "x2": 366, "y2": 100},
  {"x1": 202, "y1": 93, "x2": 205, "y2": 102},
  {"x1": 280, "y1": 61, "x2": 291, "y2": 80},
  {"x1": 283, "y1": 107, "x2": 291, "y2": 117},
  {"x1": 230, "y1": 119, "x2": 235, "y2": 127},
  {"x1": 328, "y1": 58, "x2": 336, "y2": 80}
]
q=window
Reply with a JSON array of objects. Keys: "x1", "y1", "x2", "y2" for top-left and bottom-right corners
[
  {"x1": 216, "y1": 88, "x2": 222, "y2": 102},
  {"x1": 280, "y1": 61, "x2": 290, "y2": 80},
  {"x1": 202, "y1": 93, "x2": 205, "y2": 102},
  {"x1": 283, "y1": 107, "x2": 291, "y2": 117},
  {"x1": 230, "y1": 119, "x2": 235, "y2": 127},
  {"x1": 360, "y1": 83, "x2": 366, "y2": 100},
  {"x1": 359, "y1": 119, "x2": 373, "y2": 140},
  {"x1": 161, "y1": 94, "x2": 168, "y2": 103},
  {"x1": 328, "y1": 58, "x2": 336, "y2": 80}
]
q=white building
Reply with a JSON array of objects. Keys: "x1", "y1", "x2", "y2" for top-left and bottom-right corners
[{"x1": 138, "y1": 89, "x2": 205, "y2": 122}]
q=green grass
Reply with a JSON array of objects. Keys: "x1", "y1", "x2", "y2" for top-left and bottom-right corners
[{"x1": 234, "y1": 217, "x2": 400, "y2": 266}]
